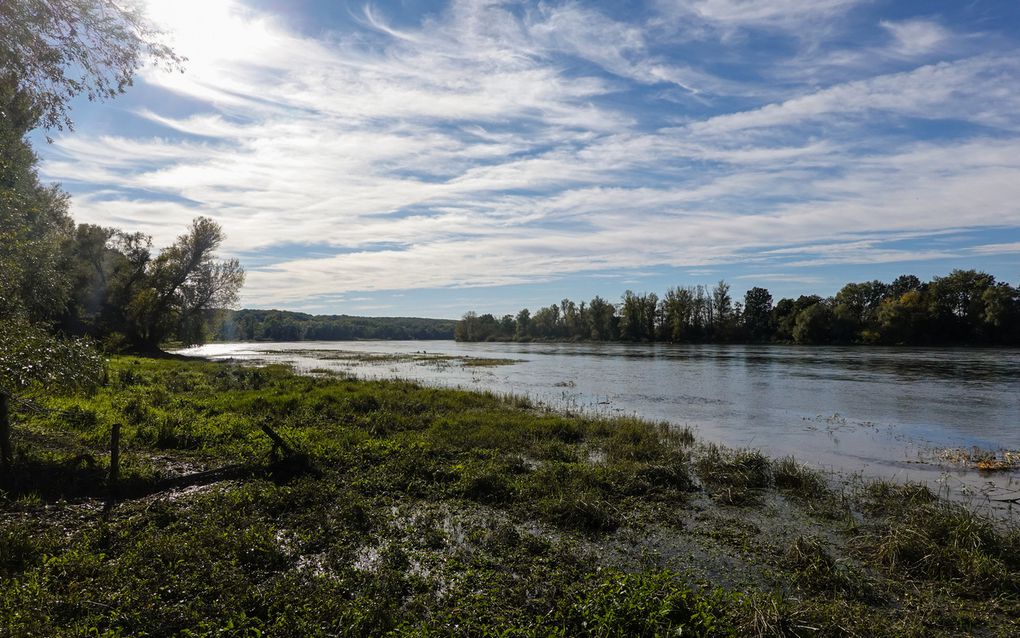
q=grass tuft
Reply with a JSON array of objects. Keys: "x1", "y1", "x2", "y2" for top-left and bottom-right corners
[
  {"x1": 865, "y1": 501, "x2": 1019, "y2": 592},
  {"x1": 696, "y1": 445, "x2": 773, "y2": 505},
  {"x1": 773, "y1": 456, "x2": 828, "y2": 499}
]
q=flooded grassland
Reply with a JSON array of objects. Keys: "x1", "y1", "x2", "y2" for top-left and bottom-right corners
[
  {"x1": 1, "y1": 355, "x2": 1018, "y2": 636},
  {"x1": 183, "y1": 341, "x2": 1020, "y2": 506}
]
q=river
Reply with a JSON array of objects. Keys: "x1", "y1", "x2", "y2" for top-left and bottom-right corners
[{"x1": 177, "y1": 340, "x2": 1020, "y2": 505}]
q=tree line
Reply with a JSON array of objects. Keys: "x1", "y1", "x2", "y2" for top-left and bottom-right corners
[
  {"x1": 455, "y1": 272, "x2": 1020, "y2": 346},
  {"x1": 217, "y1": 310, "x2": 456, "y2": 342}
]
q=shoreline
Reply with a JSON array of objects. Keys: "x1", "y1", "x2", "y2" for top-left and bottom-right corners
[{"x1": 178, "y1": 340, "x2": 1020, "y2": 510}]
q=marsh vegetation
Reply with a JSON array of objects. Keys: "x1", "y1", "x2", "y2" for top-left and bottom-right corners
[
  {"x1": 184, "y1": 340, "x2": 1020, "y2": 504},
  {"x1": 1, "y1": 356, "x2": 1017, "y2": 636}
]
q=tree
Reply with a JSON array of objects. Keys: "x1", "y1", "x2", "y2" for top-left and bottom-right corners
[
  {"x1": 1, "y1": 78, "x2": 77, "y2": 324},
  {"x1": 0, "y1": 0, "x2": 195, "y2": 475},
  {"x1": 928, "y1": 270, "x2": 996, "y2": 342},
  {"x1": 694, "y1": 285, "x2": 711, "y2": 337},
  {"x1": 99, "y1": 230, "x2": 152, "y2": 340},
  {"x1": 832, "y1": 280, "x2": 888, "y2": 343},
  {"x1": 711, "y1": 281, "x2": 732, "y2": 327},
  {"x1": 980, "y1": 284, "x2": 1020, "y2": 343},
  {"x1": 514, "y1": 308, "x2": 531, "y2": 340},
  {"x1": 774, "y1": 295, "x2": 821, "y2": 342},
  {"x1": 661, "y1": 287, "x2": 695, "y2": 342},
  {"x1": 499, "y1": 314, "x2": 515, "y2": 338},
  {"x1": 128, "y1": 217, "x2": 245, "y2": 348},
  {"x1": 888, "y1": 275, "x2": 922, "y2": 299},
  {"x1": 1, "y1": 0, "x2": 182, "y2": 133},
  {"x1": 560, "y1": 299, "x2": 580, "y2": 338},
  {"x1": 61, "y1": 223, "x2": 117, "y2": 334},
  {"x1": 834, "y1": 281, "x2": 888, "y2": 325},
  {"x1": 643, "y1": 292, "x2": 659, "y2": 342},
  {"x1": 792, "y1": 301, "x2": 833, "y2": 344},
  {"x1": 619, "y1": 291, "x2": 657, "y2": 341},
  {"x1": 711, "y1": 280, "x2": 734, "y2": 340},
  {"x1": 742, "y1": 287, "x2": 773, "y2": 342},
  {"x1": 455, "y1": 312, "x2": 477, "y2": 341},
  {"x1": 0, "y1": 317, "x2": 104, "y2": 472},
  {"x1": 531, "y1": 305, "x2": 560, "y2": 338},
  {"x1": 877, "y1": 290, "x2": 929, "y2": 345},
  {"x1": 586, "y1": 296, "x2": 617, "y2": 341}
]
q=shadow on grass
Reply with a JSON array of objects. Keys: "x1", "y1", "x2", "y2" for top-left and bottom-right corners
[{"x1": 1, "y1": 453, "x2": 317, "y2": 505}]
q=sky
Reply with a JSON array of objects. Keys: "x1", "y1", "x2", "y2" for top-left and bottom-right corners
[{"x1": 34, "y1": 0, "x2": 1020, "y2": 319}]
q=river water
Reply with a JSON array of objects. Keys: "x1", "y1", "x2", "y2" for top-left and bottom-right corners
[{"x1": 178, "y1": 340, "x2": 1020, "y2": 504}]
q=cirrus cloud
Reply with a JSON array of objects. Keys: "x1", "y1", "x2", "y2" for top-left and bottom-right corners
[{"x1": 38, "y1": 0, "x2": 1020, "y2": 314}]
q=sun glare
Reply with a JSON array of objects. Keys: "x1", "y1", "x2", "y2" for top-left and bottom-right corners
[{"x1": 144, "y1": 0, "x2": 278, "y2": 64}]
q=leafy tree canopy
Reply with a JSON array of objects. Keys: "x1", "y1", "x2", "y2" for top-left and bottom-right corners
[{"x1": 0, "y1": 0, "x2": 183, "y2": 132}]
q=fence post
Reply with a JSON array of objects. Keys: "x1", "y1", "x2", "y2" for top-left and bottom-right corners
[
  {"x1": 0, "y1": 391, "x2": 11, "y2": 478},
  {"x1": 109, "y1": 422, "x2": 121, "y2": 498}
]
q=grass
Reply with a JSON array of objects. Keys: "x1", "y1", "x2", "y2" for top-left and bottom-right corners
[
  {"x1": 695, "y1": 445, "x2": 774, "y2": 505},
  {"x1": 0, "y1": 356, "x2": 1017, "y2": 636},
  {"x1": 856, "y1": 481, "x2": 1020, "y2": 594}
]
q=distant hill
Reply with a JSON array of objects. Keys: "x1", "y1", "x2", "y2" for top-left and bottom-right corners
[{"x1": 216, "y1": 309, "x2": 456, "y2": 341}]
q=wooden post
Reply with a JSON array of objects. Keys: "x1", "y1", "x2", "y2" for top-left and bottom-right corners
[
  {"x1": 109, "y1": 422, "x2": 121, "y2": 496},
  {"x1": 260, "y1": 421, "x2": 293, "y2": 459},
  {"x1": 0, "y1": 391, "x2": 12, "y2": 472}
]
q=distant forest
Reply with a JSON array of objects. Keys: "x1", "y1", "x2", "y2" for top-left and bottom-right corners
[
  {"x1": 456, "y1": 270, "x2": 1020, "y2": 346},
  {"x1": 217, "y1": 309, "x2": 456, "y2": 341}
]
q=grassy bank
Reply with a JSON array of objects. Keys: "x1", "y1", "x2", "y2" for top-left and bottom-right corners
[{"x1": 1, "y1": 356, "x2": 1018, "y2": 636}]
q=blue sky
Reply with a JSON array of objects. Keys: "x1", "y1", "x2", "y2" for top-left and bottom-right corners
[{"x1": 35, "y1": 0, "x2": 1020, "y2": 318}]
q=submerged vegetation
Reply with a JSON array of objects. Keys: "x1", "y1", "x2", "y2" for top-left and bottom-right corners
[
  {"x1": 929, "y1": 447, "x2": 1020, "y2": 473},
  {"x1": 257, "y1": 349, "x2": 518, "y2": 369},
  {"x1": 1, "y1": 356, "x2": 1017, "y2": 636}
]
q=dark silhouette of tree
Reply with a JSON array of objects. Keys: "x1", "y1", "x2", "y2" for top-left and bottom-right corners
[
  {"x1": 888, "y1": 274, "x2": 923, "y2": 299},
  {"x1": 742, "y1": 287, "x2": 773, "y2": 342}
]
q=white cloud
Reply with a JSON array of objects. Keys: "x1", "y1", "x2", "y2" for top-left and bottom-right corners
[
  {"x1": 881, "y1": 18, "x2": 950, "y2": 57},
  {"x1": 690, "y1": 56, "x2": 1020, "y2": 136},
  {"x1": 653, "y1": 0, "x2": 868, "y2": 39},
  {"x1": 33, "y1": 0, "x2": 1020, "y2": 309},
  {"x1": 694, "y1": 0, "x2": 860, "y2": 24},
  {"x1": 970, "y1": 242, "x2": 1020, "y2": 256}
]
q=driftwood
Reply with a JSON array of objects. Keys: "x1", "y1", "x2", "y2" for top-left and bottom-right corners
[{"x1": 260, "y1": 421, "x2": 294, "y2": 459}]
